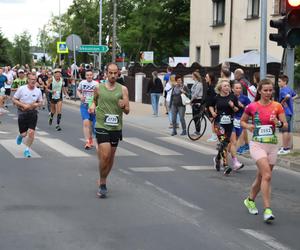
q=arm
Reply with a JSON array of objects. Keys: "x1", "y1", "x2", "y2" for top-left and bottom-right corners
[
  {"x1": 88, "y1": 86, "x2": 99, "y2": 113},
  {"x1": 118, "y1": 86, "x2": 130, "y2": 115},
  {"x1": 240, "y1": 113, "x2": 254, "y2": 132}
]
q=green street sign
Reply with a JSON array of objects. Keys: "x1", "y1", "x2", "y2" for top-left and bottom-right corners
[{"x1": 79, "y1": 45, "x2": 109, "y2": 53}]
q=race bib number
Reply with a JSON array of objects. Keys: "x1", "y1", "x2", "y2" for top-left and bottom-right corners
[
  {"x1": 257, "y1": 125, "x2": 273, "y2": 137},
  {"x1": 104, "y1": 114, "x2": 119, "y2": 127},
  {"x1": 233, "y1": 118, "x2": 240, "y2": 128},
  {"x1": 220, "y1": 115, "x2": 231, "y2": 124}
]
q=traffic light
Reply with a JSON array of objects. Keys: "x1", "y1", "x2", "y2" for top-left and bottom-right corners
[
  {"x1": 270, "y1": 0, "x2": 300, "y2": 48},
  {"x1": 285, "y1": 2, "x2": 300, "y2": 47},
  {"x1": 269, "y1": 17, "x2": 287, "y2": 47}
]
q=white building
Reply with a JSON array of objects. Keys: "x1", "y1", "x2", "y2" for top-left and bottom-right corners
[{"x1": 190, "y1": 0, "x2": 283, "y2": 66}]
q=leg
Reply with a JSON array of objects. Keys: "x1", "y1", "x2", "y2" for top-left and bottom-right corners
[
  {"x1": 155, "y1": 93, "x2": 160, "y2": 116},
  {"x1": 150, "y1": 93, "x2": 156, "y2": 115},
  {"x1": 55, "y1": 101, "x2": 62, "y2": 130},
  {"x1": 171, "y1": 105, "x2": 178, "y2": 135},
  {"x1": 257, "y1": 158, "x2": 274, "y2": 209},
  {"x1": 25, "y1": 129, "x2": 35, "y2": 148},
  {"x1": 178, "y1": 106, "x2": 186, "y2": 133}
]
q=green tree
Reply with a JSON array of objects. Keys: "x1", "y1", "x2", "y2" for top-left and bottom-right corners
[
  {"x1": 12, "y1": 31, "x2": 32, "y2": 65},
  {"x1": 0, "y1": 29, "x2": 13, "y2": 65}
]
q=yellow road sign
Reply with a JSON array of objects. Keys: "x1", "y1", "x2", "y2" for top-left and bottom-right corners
[{"x1": 57, "y1": 42, "x2": 69, "y2": 54}]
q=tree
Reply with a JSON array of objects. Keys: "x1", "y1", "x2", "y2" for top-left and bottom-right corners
[
  {"x1": 0, "y1": 29, "x2": 13, "y2": 65},
  {"x1": 12, "y1": 31, "x2": 32, "y2": 65}
]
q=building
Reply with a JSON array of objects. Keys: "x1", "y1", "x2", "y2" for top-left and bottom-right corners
[
  {"x1": 190, "y1": 0, "x2": 283, "y2": 66},
  {"x1": 30, "y1": 46, "x2": 51, "y2": 64}
]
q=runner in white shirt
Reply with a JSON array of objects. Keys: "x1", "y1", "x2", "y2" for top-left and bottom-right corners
[
  {"x1": 13, "y1": 73, "x2": 43, "y2": 158},
  {"x1": 77, "y1": 69, "x2": 98, "y2": 149}
]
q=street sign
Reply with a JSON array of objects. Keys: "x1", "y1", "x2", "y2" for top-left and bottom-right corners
[
  {"x1": 66, "y1": 34, "x2": 82, "y2": 51},
  {"x1": 79, "y1": 45, "x2": 109, "y2": 53},
  {"x1": 57, "y1": 42, "x2": 69, "y2": 54}
]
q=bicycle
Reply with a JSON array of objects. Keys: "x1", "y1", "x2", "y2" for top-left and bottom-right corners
[{"x1": 187, "y1": 103, "x2": 212, "y2": 141}]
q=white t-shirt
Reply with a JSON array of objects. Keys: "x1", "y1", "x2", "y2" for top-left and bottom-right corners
[
  {"x1": 4, "y1": 71, "x2": 14, "y2": 88},
  {"x1": 165, "y1": 82, "x2": 172, "y2": 102},
  {"x1": 248, "y1": 85, "x2": 257, "y2": 102},
  {"x1": 14, "y1": 85, "x2": 43, "y2": 104},
  {"x1": 77, "y1": 80, "x2": 98, "y2": 104}
]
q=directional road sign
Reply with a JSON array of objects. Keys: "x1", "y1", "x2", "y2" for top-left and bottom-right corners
[{"x1": 79, "y1": 45, "x2": 109, "y2": 53}]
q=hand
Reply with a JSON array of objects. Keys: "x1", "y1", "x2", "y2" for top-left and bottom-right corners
[
  {"x1": 21, "y1": 103, "x2": 31, "y2": 111},
  {"x1": 247, "y1": 124, "x2": 255, "y2": 132},
  {"x1": 80, "y1": 96, "x2": 85, "y2": 102},
  {"x1": 118, "y1": 99, "x2": 126, "y2": 109},
  {"x1": 88, "y1": 107, "x2": 95, "y2": 114},
  {"x1": 228, "y1": 100, "x2": 234, "y2": 108},
  {"x1": 212, "y1": 112, "x2": 217, "y2": 118},
  {"x1": 238, "y1": 101, "x2": 244, "y2": 108}
]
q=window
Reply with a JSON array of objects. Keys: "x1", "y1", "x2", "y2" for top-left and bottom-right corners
[
  {"x1": 195, "y1": 46, "x2": 201, "y2": 64},
  {"x1": 273, "y1": 0, "x2": 281, "y2": 15},
  {"x1": 247, "y1": 0, "x2": 260, "y2": 19},
  {"x1": 210, "y1": 45, "x2": 220, "y2": 66},
  {"x1": 212, "y1": 0, "x2": 225, "y2": 26}
]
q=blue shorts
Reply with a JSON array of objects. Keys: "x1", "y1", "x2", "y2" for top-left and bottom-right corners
[
  {"x1": 280, "y1": 115, "x2": 292, "y2": 133},
  {"x1": 232, "y1": 118, "x2": 243, "y2": 138},
  {"x1": 80, "y1": 103, "x2": 95, "y2": 121}
]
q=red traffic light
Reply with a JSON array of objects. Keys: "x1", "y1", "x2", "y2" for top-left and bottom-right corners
[{"x1": 288, "y1": 0, "x2": 300, "y2": 7}]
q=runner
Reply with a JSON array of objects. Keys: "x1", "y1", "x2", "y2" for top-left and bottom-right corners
[
  {"x1": 89, "y1": 63, "x2": 130, "y2": 198},
  {"x1": 229, "y1": 81, "x2": 251, "y2": 170},
  {"x1": 241, "y1": 79, "x2": 287, "y2": 223},
  {"x1": 12, "y1": 69, "x2": 27, "y2": 91},
  {"x1": 209, "y1": 78, "x2": 239, "y2": 175},
  {"x1": 37, "y1": 69, "x2": 48, "y2": 110},
  {"x1": 48, "y1": 68, "x2": 63, "y2": 131},
  {"x1": 77, "y1": 69, "x2": 98, "y2": 149},
  {"x1": 3, "y1": 66, "x2": 14, "y2": 108},
  {"x1": 13, "y1": 73, "x2": 43, "y2": 157},
  {"x1": 0, "y1": 67, "x2": 8, "y2": 114}
]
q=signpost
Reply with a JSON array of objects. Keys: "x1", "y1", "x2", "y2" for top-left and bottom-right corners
[{"x1": 79, "y1": 45, "x2": 109, "y2": 53}]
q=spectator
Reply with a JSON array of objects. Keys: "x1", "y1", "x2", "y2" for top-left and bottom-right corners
[
  {"x1": 278, "y1": 75, "x2": 298, "y2": 155},
  {"x1": 248, "y1": 72, "x2": 259, "y2": 102},
  {"x1": 147, "y1": 71, "x2": 163, "y2": 116},
  {"x1": 234, "y1": 68, "x2": 251, "y2": 96}
]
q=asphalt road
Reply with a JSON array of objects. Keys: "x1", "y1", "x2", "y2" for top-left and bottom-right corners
[{"x1": 0, "y1": 103, "x2": 299, "y2": 250}]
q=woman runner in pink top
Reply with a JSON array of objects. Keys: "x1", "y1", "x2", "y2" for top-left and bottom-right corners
[{"x1": 240, "y1": 79, "x2": 287, "y2": 223}]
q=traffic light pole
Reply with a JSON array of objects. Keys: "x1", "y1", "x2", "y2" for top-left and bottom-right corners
[
  {"x1": 286, "y1": 46, "x2": 295, "y2": 88},
  {"x1": 260, "y1": 0, "x2": 267, "y2": 79}
]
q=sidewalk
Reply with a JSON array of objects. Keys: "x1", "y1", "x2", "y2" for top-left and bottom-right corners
[{"x1": 64, "y1": 99, "x2": 300, "y2": 172}]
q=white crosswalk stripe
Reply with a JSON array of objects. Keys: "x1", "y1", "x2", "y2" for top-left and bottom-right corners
[
  {"x1": 124, "y1": 137, "x2": 182, "y2": 156},
  {"x1": 158, "y1": 137, "x2": 216, "y2": 155},
  {"x1": 129, "y1": 167, "x2": 175, "y2": 172},
  {"x1": 37, "y1": 137, "x2": 89, "y2": 157},
  {"x1": 0, "y1": 139, "x2": 41, "y2": 158},
  {"x1": 0, "y1": 131, "x2": 10, "y2": 134}
]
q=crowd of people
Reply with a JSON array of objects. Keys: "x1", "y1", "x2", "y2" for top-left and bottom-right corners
[{"x1": 147, "y1": 63, "x2": 298, "y2": 222}]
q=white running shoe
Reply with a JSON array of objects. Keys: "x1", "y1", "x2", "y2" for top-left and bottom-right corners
[{"x1": 207, "y1": 135, "x2": 218, "y2": 142}]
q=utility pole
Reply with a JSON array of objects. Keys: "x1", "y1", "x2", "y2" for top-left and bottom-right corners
[
  {"x1": 260, "y1": 0, "x2": 267, "y2": 79},
  {"x1": 58, "y1": 0, "x2": 62, "y2": 66},
  {"x1": 99, "y1": 0, "x2": 102, "y2": 70},
  {"x1": 112, "y1": 0, "x2": 117, "y2": 63}
]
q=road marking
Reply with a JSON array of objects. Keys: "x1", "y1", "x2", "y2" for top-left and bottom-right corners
[
  {"x1": 118, "y1": 169, "x2": 133, "y2": 175},
  {"x1": 80, "y1": 138, "x2": 137, "y2": 156},
  {"x1": 129, "y1": 167, "x2": 175, "y2": 172},
  {"x1": 38, "y1": 137, "x2": 90, "y2": 157},
  {"x1": 0, "y1": 131, "x2": 10, "y2": 134},
  {"x1": 36, "y1": 131, "x2": 49, "y2": 136},
  {"x1": 158, "y1": 137, "x2": 216, "y2": 155},
  {"x1": 145, "y1": 181, "x2": 203, "y2": 211},
  {"x1": 240, "y1": 229, "x2": 291, "y2": 250},
  {"x1": 0, "y1": 139, "x2": 41, "y2": 158},
  {"x1": 7, "y1": 114, "x2": 15, "y2": 117},
  {"x1": 181, "y1": 165, "x2": 213, "y2": 171},
  {"x1": 124, "y1": 137, "x2": 182, "y2": 156}
]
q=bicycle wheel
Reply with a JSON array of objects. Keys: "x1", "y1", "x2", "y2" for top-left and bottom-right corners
[{"x1": 187, "y1": 114, "x2": 207, "y2": 141}]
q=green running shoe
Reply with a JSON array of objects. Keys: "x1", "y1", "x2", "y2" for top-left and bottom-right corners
[
  {"x1": 264, "y1": 208, "x2": 275, "y2": 222},
  {"x1": 244, "y1": 197, "x2": 258, "y2": 215}
]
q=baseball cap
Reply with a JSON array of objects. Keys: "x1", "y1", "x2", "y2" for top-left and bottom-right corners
[
  {"x1": 18, "y1": 69, "x2": 24, "y2": 73},
  {"x1": 53, "y1": 68, "x2": 62, "y2": 73}
]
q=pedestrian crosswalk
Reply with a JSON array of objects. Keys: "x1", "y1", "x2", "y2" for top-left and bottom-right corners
[{"x1": 0, "y1": 133, "x2": 215, "y2": 160}]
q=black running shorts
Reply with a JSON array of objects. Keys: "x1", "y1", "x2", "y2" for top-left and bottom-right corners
[
  {"x1": 95, "y1": 128, "x2": 122, "y2": 147},
  {"x1": 18, "y1": 110, "x2": 38, "y2": 134}
]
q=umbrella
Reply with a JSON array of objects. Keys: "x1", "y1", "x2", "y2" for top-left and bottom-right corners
[{"x1": 223, "y1": 50, "x2": 280, "y2": 66}]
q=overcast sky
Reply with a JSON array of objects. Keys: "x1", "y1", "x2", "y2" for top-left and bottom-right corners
[{"x1": 0, "y1": 0, "x2": 73, "y2": 45}]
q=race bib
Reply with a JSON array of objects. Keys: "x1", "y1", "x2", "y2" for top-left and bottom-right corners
[
  {"x1": 233, "y1": 118, "x2": 240, "y2": 128},
  {"x1": 220, "y1": 115, "x2": 231, "y2": 124},
  {"x1": 104, "y1": 114, "x2": 119, "y2": 126},
  {"x1": 257, "y1": 125, "x2": 273, "y2": 137}
]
